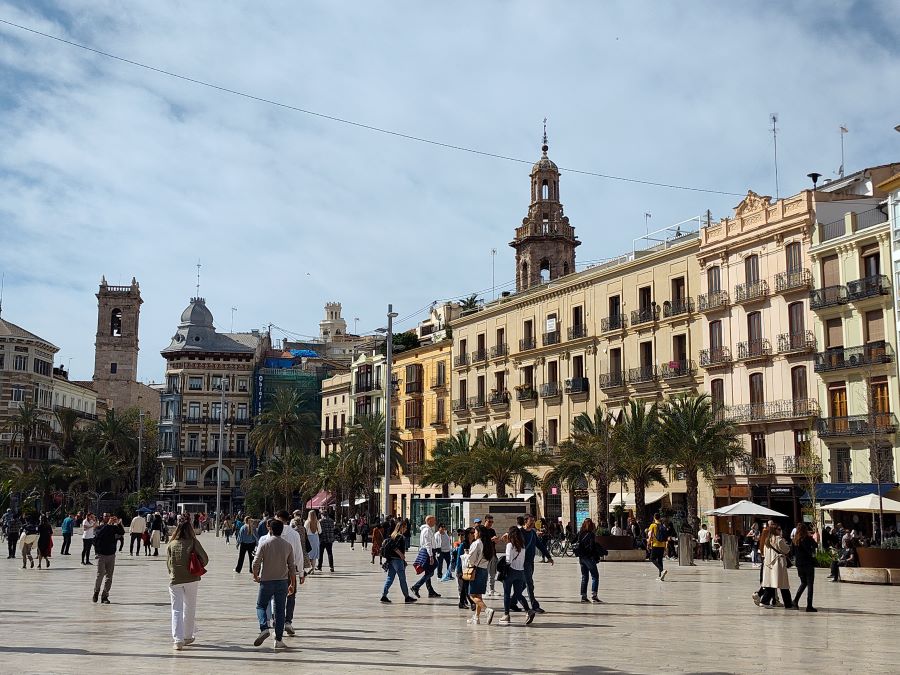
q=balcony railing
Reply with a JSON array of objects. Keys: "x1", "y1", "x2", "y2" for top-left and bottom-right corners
[
  {"x1": 775, "y1": 269, "x2": 812, "y2": 293},
  {"x1": 810, "y1": 285, "x2": 848, "y2": 309},
  {"x1": 452, "y1": 399, "x2": 469, "y2": 413},
  {"x1": 777, "y1": 330, "x2": 816, "y2": 354},
  {"x1": 598, "y1": 372, "x2": 625, "y2": 389},
  {"x1": 565, "y1": 377, "x2": 589, "y2": 394},
  {"x1": 542, "y1": 330, "x2": 561, "y2": 346},
  {"x1": 698, "y1": 290, "x2": 729, "y2": 312},
  {"x1": 405, "y1": 381, "x2": 424, "y2": 394},
  {"x1": 471, "y1": 349, "x2": 487, "y2": 363},
  {"x1": 490, "y1": 344, "x2": 508, "y2": 358},
  {"x1": 740, "y1": 457, "x2": 776, "y2": 475},
  {"x1": 737, "y1": 338, "x2": 772, "y2": 361},
  {"x1": 468, "y1": 396, "x2": 487, "y2": 410},
  {"x1": 454, "y1": 354, "x2": 469, "y2": 368},
  {"x1": 519, "y1": 337, "x2": 536, "y2": 351},
  {"x1": 663, "y1": 298, "x2": 694, "y2": 318},
  {"x1": 660, "y1": 360, "x2": 696, "y2": 379},
  {"x1": 847, "y1": 274, "x2": 890, "y2": 301},
  {"x1": 856, "y1": 205, "x2": 890, "y2": 230},
  {"x1": 630, "y1": 306, "x2": 659, "y2": 326},
  {"x1": 735, "y1": 280, "x2": 769, "y2": 304},
  {"x1": 818, "y1": 413, "x2": 898, "y2": 438},
  {"x1": 814, "y1": 341, "x2": 894, "y2": 373},
  {"x1": 540, "y1": 381, "x2": 561, "y2": 398},
  {"x1": 724, "y1": 398, "x2": 819, "y2": 424},
  {"x1": 430, "y1": 376, "x2": 447, "y2": 389},
  {"x1": 567, "y1": 324, "x2": 588, "y2": 340},
  {"x1": 515, "y1": 386, "x2": 538, "y2": 402},
  {"x1": 52, "y1": 405, "x2": 98, "y2": 422},
  {"x1": 430, "y1": 415, "x2": 447, "y2": 427},
  {"x1": 820, "y1": 218, "x2": 846, "y2": 241},
  {"x1": 783, "y1": 456, "x2": 823, "y2": 474},
  {"x1": 489, "y1": 390, "x2": 510, "y2": 406},
  {"x1": 601, "y1": 314, "x2": 626, "y2": 332},
  {"x1": 628, "y1": 365, "x2": 657, "y2": 384},
  {"x1": 700, "y1": 346, "x2": 731, "y2": 368},
  {"x1": 404, "y1": 417, "x2": 423, "y2": 430},
  {"x1": 355, "y1": 380, "x2": 381, "y2": 393}
]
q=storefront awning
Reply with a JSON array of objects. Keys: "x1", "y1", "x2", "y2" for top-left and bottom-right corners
[
  {"x1": 802, "y1": 483, "x2": 898, "y2": 504},
  {"x1": 608, "y1": 491, "x2": 665, "y2": 511},
  {"x1": 306, "y1": 490, "x2": 334, "y2": 509}
]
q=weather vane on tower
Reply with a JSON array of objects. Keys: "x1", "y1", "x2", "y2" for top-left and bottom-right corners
[{"x1": 542, "y1": 117, "x2": 548, "y2": 155}]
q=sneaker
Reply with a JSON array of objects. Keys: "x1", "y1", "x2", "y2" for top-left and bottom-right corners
[
  {"x1": 273, "y1": 639, "x2": 288, "y2": 649},
  {"x1": 525, "y1": 610, "x2": 535, "y2": 625},
  {"x1": 485, "y1": 608, "x2": 495, "y2": 624},
  {"x1": 404, "y1": 596, "x2": 417, "y2": 603},
  {"x1": 466, "y1": 615, "x2": 480, "y2": 625},
  {"x1": 533, "y1": 607, "x2": 546, "y2": 614},
  {"x1": 284, "y1": 622, "x2": 295, "y2": 635},
  {"x1": 581, "y1": 597, "x2": 590, "y2": 602},
  {"x1": 92, "y1": 592, "x2": 99, "y2": 603},
  {"x1": 752, "y1": 592, "x2": 761, "y2": 607},
  {"x1": 660, "y1": 569, "x2": 668, "y2": 581},
  {"x1": 380, "y1": 596, "x2": 391, "y2": 604},
  {"x1": 427, "y1": 591, "x2": 442, "y2": 598},
  {"x1": 498, "y1": 614, "x2": 510, "y2": 625},
  {"x1": 655, "y1": 577, "x2": 663, "y2": 582},
  {"x1": 101, "y1": 597, "x2": 111, "y2": 604},
  {"x1": 591, "y1": 596, "x2": 603, "y2": 603},
  {"x1": 184, "y1": 638, "x2": 195, "y2": 646},
  {"x1": 254, "y1": 630, "x2": 271, "y2": 646},
  {"x1": 173, "y1": 641, "x2": 184, "y2": 651}
]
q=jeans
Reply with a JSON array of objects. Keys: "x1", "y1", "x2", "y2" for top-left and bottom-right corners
[
  {"x1": 436, "y1": 551, "x2": 451, "y2": 576},
  {"x1": 7, "y1": 533, "x2": 19, "y2": 558},
  {"x1": 795, "y1": 565, "x2": 815, "y2": 608},
  {"x1": 579, "y1": 557, "x2": 599, "y2": 597},
  {"x1": 412, "y1": 557, "x2": 436, "y2": 594},
  {"x1": 169, "y1": 581, "x2": 199, "y2": 642},
  {"x1": 457, "y1": 573, "x2": 470, "y2": 607},
  {"x1": 130, "y1": 533, "x2": 143, "y2": 555},
  {"x1": 94, "y1": 554, "x2": 116, "y2": 598},
  {"x1": 318, "y1": 541, "x2": 334, "y2": 570},
  {"x1": 522, "y1": 559, "x2": 541, "y2": 609},
  {"x1": 503, "y1": 568, "x2": 530, "y2": 614},
  {"x1": 61, "y1": 533, "x2": 72, "y2": 555},
  {"x1": 235, "y1": 542, "x2": 255, "y2": 573},
  {"x1": 382, "y1": 558, "x2": 410, "y2": 598},
  {"x1": 256, "y1": 579, "x2": 289, "y2": 640},
  {"x1": 649, "y1": 547, "x2": 664, "y2": 575},
  {"x1": 488, "y1": 555, "x2": 498, "y2": 591},
  {"x1": 81, "y1": 539, "x2": 94, "y2": 564}
]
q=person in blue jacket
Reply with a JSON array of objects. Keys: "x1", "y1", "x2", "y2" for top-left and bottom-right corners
[{"x1": 61, "y1": 512, "x2": 75, "y2": 555}]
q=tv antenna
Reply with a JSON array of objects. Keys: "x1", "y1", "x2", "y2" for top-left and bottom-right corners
[
  {"x1": 770, "y1": 113, "x2": 779, "y2": 199},
  {"x1": 195, "y1": 259, "x2": 202, "y2": 297},
  {"x1": 839, "y1": 125, "x2": 848, "y2": 177},
  {"x1": 231, "y1": 307, "x2": 237, "y2": 333}
]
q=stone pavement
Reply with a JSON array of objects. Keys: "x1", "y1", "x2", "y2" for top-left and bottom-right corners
[{"x1": 1, "y1": 536, "x2": 898, "y2": 674}]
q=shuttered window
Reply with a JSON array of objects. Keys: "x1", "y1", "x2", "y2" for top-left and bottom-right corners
[
  {"x1": 822, "y1": 255, "x2": 840, "y2": 287},
  {"x1": 826, "y1": 318, "x2": 843, "y2": 348},
  {"x1": 791, "y1": 366, "x2": 807, "y2": 400},
  {"x1": 865, "y1": 310, "x2": 885, "y2": 343},
  {"x1": 747, "y1": 312, "x2": 762, "y2": 342},
  {"x1": 749, "y1": 373, "x2": 764, "y2": 405},
  {"x1": 786, "y1": 242, "x2": 802, "y2": 273},
  {"x1": 745, "y1": 255, "x2": 760, "y2": 284},
  {"x1": 709, "y1": 320, "x2": 723, "y2": 350},
  {"x1": 707, "y1": 266, "x2": 721, "y2": 293},
  {"x1": 788, "y1": 302, "x2": 804, "y2": 335}
]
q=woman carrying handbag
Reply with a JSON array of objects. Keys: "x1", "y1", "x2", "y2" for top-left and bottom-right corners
[
  {"x1": 167, "y1": 515, "x2": 209, "y2": 650},
  {"x1": 760, "y1": 524, "x2": 793, "y2": 608}
]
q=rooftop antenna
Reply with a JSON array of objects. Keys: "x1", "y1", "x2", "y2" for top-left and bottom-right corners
[
  {"x1": 0, "y1": 272, "x2": 4, "y2": 319},
  {"x1": 354, "y1": 317, "x2": 359, "y2": 334},
  {"x1": 644, "y1": 212, "x2": 652, "y2": 238},
  {"x1": 839, "y1": 125, "x2": 848, "y2": 178},
  {"x1": 231, "y1": 307, "x2": 237, "y2": 333},
  {"x1": 491, "y1": 248, "x2": 497, "y2": 300},
  {"x1": 195, "y1": 259, "x2": 202, "y2": 297},
  {"x1": 770, "y1": 113, "x2": 779, "y2": 199}
]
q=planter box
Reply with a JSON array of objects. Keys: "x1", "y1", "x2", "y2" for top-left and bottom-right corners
[
  {"x1": 596, "y1": 535, "x2": 636, "y2": 551},
  {"x1": 603, "y1": 549, "x2": 646, "y2": 562},
  {"x1": 857, "y1": 547, "x2": 900, "y2": 569},
  {"x1": 841, "y1": 567, "x2": 889, "y2": 584}
]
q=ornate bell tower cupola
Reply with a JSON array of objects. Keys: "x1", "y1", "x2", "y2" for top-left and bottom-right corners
[{"x1": 510, "y1": 125, "x2": 580, "y2": 292}]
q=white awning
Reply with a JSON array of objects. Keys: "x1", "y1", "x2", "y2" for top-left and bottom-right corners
[
  {"x1": 608, "y1": 491, "x2": 666, "y2": 511},
  {"x1": 509, "y1": 420, "x2": 529, "y2": 431}
]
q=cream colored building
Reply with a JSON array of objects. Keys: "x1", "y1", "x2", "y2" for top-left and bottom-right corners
[
  {"x1": 52, "y1": 367, "x2": 99, "y2": 431},
  {"x1": 321, "y1": 371, "x2": 351, "y2": 456}
]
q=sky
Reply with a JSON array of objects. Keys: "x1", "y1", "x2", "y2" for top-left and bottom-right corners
[{"x1": 1, "y1": 1, "x2": 899, "y2": 383}]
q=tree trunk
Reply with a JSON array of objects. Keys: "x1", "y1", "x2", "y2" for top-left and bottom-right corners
[
  {"x1": 634, "y1": 478, "x2": 647, "y2": 525},
  {"x1": 594, "y1": 475, "x2": 610, "y2": 523},
  {"x1": 685, "y1": 470, "x2": 700, "y2": 529},
  {"x1": 441, "y1": 483, "x2": 449, "y2": 499},
  {"x1": 462, "y1": 484, "x2": 472, "y2": 498},
  {"x1": 496, "y1": 480, "x2": 507, "y2": 499}
]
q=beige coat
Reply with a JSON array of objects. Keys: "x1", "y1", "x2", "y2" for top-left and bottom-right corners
[{"x1": 761, "y1": 535, "x2": 791, "y2": 589}]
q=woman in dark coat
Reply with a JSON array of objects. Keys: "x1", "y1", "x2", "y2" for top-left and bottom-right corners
[{"x1": 37, "y1": 514, "x2": 53, "y2": 568}]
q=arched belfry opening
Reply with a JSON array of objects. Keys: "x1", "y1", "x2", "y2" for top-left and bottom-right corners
[{"x1": 111, "y1": 309, "x2": 122, "y2": 337}]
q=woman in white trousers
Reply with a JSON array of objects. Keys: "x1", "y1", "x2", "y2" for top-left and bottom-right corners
[{"x1": 166, "y1": 516, "x2": 209, "y2": 650}]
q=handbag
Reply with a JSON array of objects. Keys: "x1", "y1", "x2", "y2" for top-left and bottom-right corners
[
  {"x1": 413, "y1": 547, "x2": 430, "y2": 574},
  {"x1": 460, "y1": 551, "x2": 476, "y2": 581},
  {"x1": 189, "y1": 543, "x2": 207, "y2": 577},
  {"x1": 496, "y1": 555, "x2": 508, "y2": 582}
]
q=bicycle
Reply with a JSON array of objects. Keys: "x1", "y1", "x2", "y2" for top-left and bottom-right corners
[{"x1": 550, "y1": 536, "x2": 575, "y2": 557}]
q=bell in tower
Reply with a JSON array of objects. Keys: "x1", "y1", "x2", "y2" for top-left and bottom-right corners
[{"x1": 510, "y1": 124, "x2": 580, "y2": 292}]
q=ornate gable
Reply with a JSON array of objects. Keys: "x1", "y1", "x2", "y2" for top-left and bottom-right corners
[{"x1": 734, "y1": 190, "x2": 772, "y2": 217}]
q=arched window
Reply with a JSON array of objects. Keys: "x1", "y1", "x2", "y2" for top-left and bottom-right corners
[
  {"x1": 563, "y1": 262, "x2": 570, "y2": 275},
  {"x1": 521, "y1": 260, "x2": 529, "y2": 287},
  {"x1": 204, "y1": 465, "x2": 231, "y2": 486},
  {"x1": 540, "y1": 258, "x2": 551, "y2": 283},
  {"x1": 110, "y1": 309, "x2": 122, "y2": 337},
  {"x1": 542, "y1": 179, "x2": 549, "y2": 200}
]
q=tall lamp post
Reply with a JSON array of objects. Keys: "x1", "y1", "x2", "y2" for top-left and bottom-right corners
[
  {"x1": 215, "y1": 376, "x2": 227, "y2": 537},
  {"x1": 137, "y1": 411, "x2": 144, "y2": 498},
  {"x1": 383, "y1": 304, "x2": 398, "y2": 519}
]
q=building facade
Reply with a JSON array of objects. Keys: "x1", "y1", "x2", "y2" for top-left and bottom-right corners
[
  {"x1": 52, "y1": 367, "x2": 99, "y2": 432},
  {"x1": 157, "y1": 297, "x2": 263, "y2": 512},
  {"x1": 321, "y1": 371, "x2": 352, "y2": 456}
]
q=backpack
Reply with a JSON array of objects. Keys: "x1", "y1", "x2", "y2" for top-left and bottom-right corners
[{"x1": 654, "y1": 522, "x2": 669, "y2": 543}]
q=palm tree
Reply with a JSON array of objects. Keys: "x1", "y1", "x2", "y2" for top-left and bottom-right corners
[
  {"x1": 26, "y1": 458, "x2": 69, "y2": 513},
  {"x1": 67, "y1": 445, "x2": 119, "y2": 510},
  {"x1": 544, "y1": 406, "x2": 618, "y2": 521},
  {"x1": 459, "y1": 294, "x2": 479, "y2": 312},
  {"x1": 420, "y1": 430, "x2": 479, "y2": 498},
  {"x1": 613, "y1": 400, "x2": 668, "y2": 525},
  {"x1": 93, "y1": 409, "x2": 137, "y2": 460},
  {"x1": 262, "y1": 449, "x2": 320, "y2": 511},
  {"x1": 657, "y1": 394, "x2": 746, "y2": 528},
  {"x1": 54, "y1": 407, "x2": 80, "y2": 460},
  {"x1": 3, "y1": 401, "x2": 51, "y2": 473},
  {"x1": 472, "y1": 425, "x2": 542, "y2": 499},
  {"x1": 343, "y1": 413, "x2": 403, "y2": 518},
  {"x1": 250, "y1": 388, "x2": 319, "y2": 459}
]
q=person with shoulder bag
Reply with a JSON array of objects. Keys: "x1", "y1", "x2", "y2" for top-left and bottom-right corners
[
  {"x1": 464, "y1": 526, "x2": 495, "y2": 625},
  {"x1": 760, "y1": 524, "x2": 793, "y2": 608},
  {"x1": 167, "y1": 515, "x2": 209, "y2": 650},
  {"x1": 380, "y1": 520, "x2": 417, "y2": 604},
  {"x1": 498, "y1": 527, "x2": 535, "y2": 625},
  {"x1": 575, "y1": 518, "x2": 603, "y2": 603}
]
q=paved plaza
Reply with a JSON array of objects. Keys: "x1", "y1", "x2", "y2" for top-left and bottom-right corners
[{"x1": 1, "y1": 536, "x2": 898, "y2": 674}]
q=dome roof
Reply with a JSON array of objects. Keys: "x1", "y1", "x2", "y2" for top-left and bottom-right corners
[
  {"x1": 532, "y1": 142, "x2": 557, "y2": 172},
  {"x1": 180, "y1": 297, "x2": 214, "y2": 327}
]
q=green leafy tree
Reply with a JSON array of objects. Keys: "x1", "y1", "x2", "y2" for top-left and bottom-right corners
[
  {"x1": 250, "y1": 388, "x2": 319, "y2": 459},
  {"x1": 54, "y1": 407, "x2": 80, "y2": 460},
  {"x1": 3, "y1": 401, "x2": 52, "y2": 473},
  {"x1": 26, "y1": 459, "x2": 69, "y2": 513},
  {"x1": 613, "y1": 400, "x2": 668, "y2": 525},
  {"x1": 343, "y1": 413, "x2": 404, "y2": 518},
  {"x1": 472, "y1": 424, "x2": 542, "y2": 499},
  {"x1": 263, "y1": 449, "x2": 321, "y2": 511},
  {"x1": 657, "y1": 394, "x2": 745, "y2": 528},
  {"x1": 67, "y1": 445, "x2": 119, "y2": 510}
]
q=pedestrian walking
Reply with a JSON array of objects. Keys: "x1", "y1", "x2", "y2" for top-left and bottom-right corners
[
  {"x1": 436, "y1": 524, "x2": 452, "y2": 578},
  {"x1": 223, "y1": 516, "x2": 233, "y2": 545},
  {"x1": 498, "y1": 526, "x2": 535, "y2": 625},
  {"x1": 256, "y1": 512, "x2": 270, "y2": 540},
  {"x1": 792, "y1": 524, "x2": 817, "y2": 612},
  {"x1": 347, "y1": 517, "x2": 357, "y2": 550},
  {"x1": 513, "y1": 514, "x2": 553, "y2": 612},
  {"x1": 252, "y1": 519, "x2": 296, "y2": 650},
  {"x1": 697, "y1": 524, "x2": 713, "y2": 561},
  {"x1": 760, "y1": 524, "x2": 793, "y2": 608},
  {"x1": 646, "y1": 512, "x2": 669, "y2": 581},
  {"x1": 20, "y1": 517, "x2": 39, "y2": 569},
  {"x1": 167, "y1": 516, "x2": 209, "y2": 650},
  {"x1": 92, "y1": 515, "x2": 125, "y2": 604},
  {"x1": 5, "y1": 513, "x2": 20, "y2": 559},
  {"x1": 318, "y1": 511, "x2": 335, "y2": 571},
  {"x1": 81, "y1": 512, "x2": 97, "y2": 565},
  {"x1": 150, "y1": 512, "x2": 163, "y2": 556},
  {"x1": 290, "y1": 510, "x2": 312, "y2": 575},
  {"x1": 479, "y1": 514, "x2": 501, "y2": 597},
  {"x1": 257, "y1": 511, "x2": 306, "y2": 637},
  {"x1": 361, "y1": 518, "x2": 370, "y2": 550},
  {"x1": 370, "y1": 521, "x2": 384, "y2": 565},
  {"x1": 235, "y1": 516, "x2": 257, "y2": 573},
  {"x1": 60, "y1": 512, "x2": 75, "y2": 555},
  {"x1": 455, "y1": 528, "x2": 475, "y2": 610},
  {"x1": 36, "y1": 514, "x2": 53, "y2": 569},
  {"x1": 129, "y1": 511, "x2": 147, "y2": 556},
  {"x1": 464, "y1": 525, "x2": 494, "y2": 625},
  {"x1": 410, "y1": 515, "x2": 441, "y2": 599},
  {"x1": 575, "y1": 518, "x2": 603, "y2": 603},
  {"x1": 380, "y1": 520, "x2": 417, "y2": 603},
  {"x1": 306, "y1": 511, "x2": 322, "y2": 573}
]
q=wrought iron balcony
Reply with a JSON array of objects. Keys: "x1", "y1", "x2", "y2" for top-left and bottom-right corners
[
  {"x1": 430, "y1": 415, "x2": 447, "y2": 428},
  {"x1": 515, "y1": 386, "x2": 538, "y2": 402},
  {"x1": 698, "y1": 290, "x2": 729, "y2": 312},
  {"x1": 735, "y1": 280, "x2": 769, "y2": 304},
  {"x1": 724, "y1": 398, "x2": 819, "y2": 424},
  {"x1": 468, "y1": 396, "x2": 488, "y2": 410},
  {"x1": 737, "y1": 338, "x2": 772, "y2": 361},
  {"x1": 631, "y1": 306, "x2": 659, "y2": 326},
  {"x1": 782, "y1": 456, "x2": 823, "y2": 474},
  {"x1": 490, "y1": 344, "x2": 508, "y2": 358},
  {"x1": 777, "y1": 330, "x2": 816, "y2": 354},
  {"x1": 542, "y1": 330, "x2": 561, "y2": 346},
  {"x1": 405, "y1": 381, "x2": 424, "y2": 394},
  {"x1": 404, "y1": 416, "x2": 423, "y2": 430},
  {"x1": 601, "y1": 314, "x2": 626, "y2": 332},
  {"x1": 565, "y1": 377, "x2": 589, "y2": 394},
  {"x1": 818, "y1": 413, "x2": 898, "y2": 438},
  {"x1": 740, "y1": 457, "x2": 776, "y2": 475},
  {"x1": 847, "y1": 274, "x2": 890, "y2": 301},
  {"x1": 775, "y1": 269, "x2": 812, "y2": 294},
  {"x1": 660, "y1": 359, "x2": 696, "y2": 379},
  {"x1": 628, "y1": 365, "x2": 657, "y2": 384},
  {"x1": 567, "y1": 324, "x2": 588, "y2": 340},
  {"x1": 489, "y1": 390, "x2": 510, "y2": 406},
  {"x1": 156, "y1": 448, "x2": 178, "y2": 459},
  {"x1": 453, "y1": 353, "x2": 469, "y2": 368},
  {"x1": 540, "y1": 381, "x2": 561, "y2": 398},
  {"x1": 663, "y1": 298, "x2": 694, "y2": 318},
  {"x1": 598, "y1": 372, "x2": 626, "y2": 389},
  {"x1": 814, "y1": 341, "x2": 894, "y2": 373},
  {"x1": 810, "y1": 285, "x2": 848, "y2": 309},
  {"x1": 519, "y1": 337, "x2": 537, "y2": 351},
  {"x1": 430, "y1": 376, "x2": 447, "y2": 389},
  {"x1": 700, "y1": 346, "x2": 731, "y2": 368},
  {"x1": 452, "y1": 399, "x2": 469, "y2": 413},
  {"x1": 471, "y1": 349, "x2": 487, "y2": 363}
]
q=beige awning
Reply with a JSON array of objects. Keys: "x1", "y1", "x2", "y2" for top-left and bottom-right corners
[{"x1": 608, "y1": 491, "x2": 665, "y2": 511}]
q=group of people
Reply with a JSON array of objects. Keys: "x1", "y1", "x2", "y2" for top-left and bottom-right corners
[
  {"x1": 749, "y1": 520, "x2": 819, "y2": 612},
  {"x1": 231, "y1": 508, "x2": 337, "y2": 576},
  {"x1": 2, "y1": 510, "x2": 54, "y2": 568}
]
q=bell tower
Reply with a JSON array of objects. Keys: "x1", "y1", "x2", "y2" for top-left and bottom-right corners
[
  {"x1": 93, "y1": 276, "x2": 142, "y2": 396},
  {"x1": 510, "y1": 126, "x2": 580, "y2": 292}
]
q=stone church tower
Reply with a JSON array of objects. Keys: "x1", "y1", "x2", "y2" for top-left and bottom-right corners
[{"x1": 510, "y1": 130, "x2": 580, "y2": 292}]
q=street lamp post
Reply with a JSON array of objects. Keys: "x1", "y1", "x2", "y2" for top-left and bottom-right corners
[
  {"x1": 137, "y1": 411, "x2": 144, "y2": 498},
  {"x1": 383, "y1": 304, "x2": 398, "y2": 519},
  {"x1": 215, "y1": 377, "x2": 226, "y2": 537}
]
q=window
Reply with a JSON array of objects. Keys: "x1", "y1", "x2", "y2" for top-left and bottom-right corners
[
  {"x1": 435, "y1": 360, "x2": 446, "y2": 386},
  {"x1": 458, "y1": 378, "x2": 468, "y2": 402},
  {"x1": 639, "y1": 341, "x2": 653, "y2": 368},
  {"x1": 476, "y1": 375, "x2": 486, "y2": 403},
  {"x1": 871, "y1": 446, "x2": 895, "y2": 483},
  {"x1": 14, "y1": 355, "x2": 27, "y2": 371},
  {"x1": 185, "y1": 468, "x2": 198, "y2": 485},
  {"x1": 608, "y1": 295, "x2": 621, "y2": 318},
  {"x1": 494, "y1": 370, "x2": 506, "y2": 393},
  {"x1": 671, "y1": 276, "x2": 686, "y2": 301},
  {"x1": 188, "y1": 434, "x2": 199, "y2": 454},
  {"x1": 861, "y1": 244, "x2": 880, "y2": 278},
  {"x1": 188, "y1": 377, "x2": 203, "y2": 391},
  {"x1": 238, "y1": 378, "x2": 248, "y2": 392},
  {"x1": 707, "y1": 266, "x2": 721, "y2": 293},
  {"x1": 834, "y1": 448, "x2": 851, "y2": 482},
  {"x1": 871, "y1": 377, "x2": 890, "y2": 415},
  {"x1": 829, "y1": 384, "x2": 848, "y2": 433},
  {"x1": 210, "y1": 433, "x2": 220, "y2": 454},
  {"x1": 609, "y1": 348, "x2": 622, "y2": 376},
  {"x1": 794, "y1": 429, "x2": 810, "y2": 457},
  {"x1": 788, "y1": 302, "x2": 805, "y2": 340},
  {"x1": 237, "y1": 403, "x2": 248, "y2": 420},
  {"x1": 572, "y1": 354, "x2": 584, "y2": 379},
  {"x1": 749, "y1": 372, "x2": 764, "y2": 416},
  {"x1": 710, "y1": 379, "x2": 724, "y2": 410},
  {"x1": 672, "y1": 334, "x2": 687, "y2": 363},
  {"x1": 747, "y1": 311, "x2": 762, "y2": 343},
  {"x1": 162, "y1": 400, "x2": 173, "y2": 419},
  {"x1": 235, "y1": 468, "x2": 246, "y2": 484},
  {"x1": 791, "y1": 366, "x2": 808, "y2": 402},
  {"x1": 522, "y1": 365, "x2": 534, "y2": 389},
  {"x1": 110, "y1": 362, "x2": 117, "y2": 374},
  {"x1": 165, "y1": 467, "x2": 176, "y2": 485},
  {"x1": 572, "y1": 305, "x2": 583, "y2": 328},
  {"x1": 750, "y1": 432, "x2": 766, "y2": 461},
  {"x1": 111, "y1": 309, "x2": 122, "y2": 337},
  {"x1": 826, "y1": 318, "x2": 843, "y2": 349},
  {"x1": 523, "y1": 319, "x2": 533, "y2": 342},
  {"x1": 547, "y1": 360, "x2": 558, "y2": 384},
  {"x1": 211, "y1": 402, "x2": 222, "y2": 420},
  {"x1": 821, "y1": 254, "x2": 840, "y2": 287},
  {"x1": 11, "y1": 386, "x2": 25, "y2": 402},
  {"x1": 638, "y1": 286, "x2": 652, "y2": 311},
  {"x1": 32, "y1": 359, "x2": 51, "y2": 377},
  {"x1": 865, "y1": 309, "x2": 885, "y2": 344},
  {"x1": 745, "y1": 254, "x2": 759, "y2": 284},
  {"x1": 709, "y1": 320, "x2": 723, "y2": 350},
  {"x1": 785, "y1": 242, "x2": 802, "y2": 274},
  {"x1": 188, "y1": 402, "x2": 200, "y2": 419},
  {"x1": 167, "y1": 375, "x2": 180, "y2": 393},
  {"x1": 404, "y1": 399, "x2": 423, "y2": 429},
  {"x1": 523, "y1": 420, "x2": 534, "y2": 447},
  {"x1": 548, "y1": 419, "x2": 558, "y2": 447},
  {"x1": 212, "y1": 375, "x2": 229, "y2": 391}
]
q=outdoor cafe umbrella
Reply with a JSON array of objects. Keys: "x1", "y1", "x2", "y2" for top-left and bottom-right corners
[
  {"x1": 706, "y1": 500, "x2": 788, "y2": 518},
  {"x1": 821, "y1": 493, "x2": 900, "y2": 536}
]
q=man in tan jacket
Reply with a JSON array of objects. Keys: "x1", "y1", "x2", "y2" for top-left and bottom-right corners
[{"x1": 252, "y1": 519, "x2": 296, "y2": 649}]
